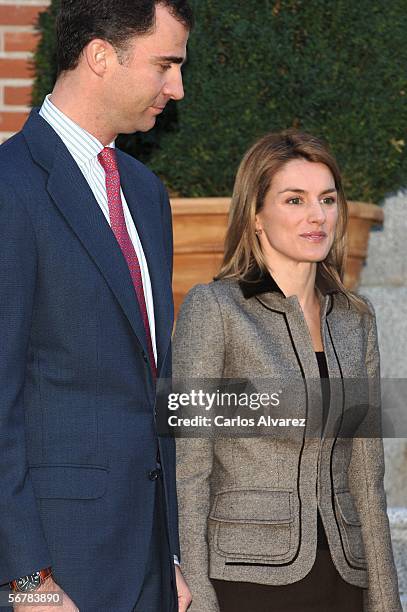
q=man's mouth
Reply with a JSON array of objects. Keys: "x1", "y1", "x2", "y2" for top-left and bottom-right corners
[{"x1": 151, "y1": 105, "x2": 166, "y2": 113}]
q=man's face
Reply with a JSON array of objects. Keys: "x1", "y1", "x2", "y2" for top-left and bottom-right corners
[{"x1": 105, "y1": 4, "x2": 189, "y2": 134}]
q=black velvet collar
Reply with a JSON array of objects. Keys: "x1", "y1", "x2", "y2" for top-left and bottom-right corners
[
  {"x1": 239, "y1": 269, "x2": 285, "y2": 299},
  {"x1": 238, "y1": 268, "x2": 338, "y2": 300}
]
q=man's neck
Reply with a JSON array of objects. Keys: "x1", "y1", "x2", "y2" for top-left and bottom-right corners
[{"x1": 50, "y1": 81, "x2": 116, "y2": 146}]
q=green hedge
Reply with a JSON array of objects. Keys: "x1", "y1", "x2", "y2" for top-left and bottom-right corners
[{"x1": 34, "y1": 0, "x2": 407, "y2": 202}]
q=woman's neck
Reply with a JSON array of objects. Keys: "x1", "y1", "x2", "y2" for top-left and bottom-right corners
[{"x1": 266, "y1": 260, "x2": 318, "y2": 312}]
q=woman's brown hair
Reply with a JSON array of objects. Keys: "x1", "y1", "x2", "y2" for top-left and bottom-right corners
[{"x1": 215, "y1": 130, "x2": 368, "y2": 313}]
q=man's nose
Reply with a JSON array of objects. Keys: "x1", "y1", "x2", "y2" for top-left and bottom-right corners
[{"x1": 164, "y1": 68, "x2": 185, "y2": 101}]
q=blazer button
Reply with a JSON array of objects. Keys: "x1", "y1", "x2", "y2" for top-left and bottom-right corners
[
  {"x1": 142, "y1": 353, "x2": 148, "y2": 363},
  {"x1": 148, "y1": 468, "x2": 161, "y2": 481}
]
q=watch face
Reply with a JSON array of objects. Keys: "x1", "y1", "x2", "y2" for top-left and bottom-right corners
[{"x1": 16, "y1": 572, "x2": 41, "y2": 592}]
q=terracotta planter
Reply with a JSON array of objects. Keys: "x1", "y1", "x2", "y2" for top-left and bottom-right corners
[{"x1": 171, "y1": 198, "x2": 384, "y2": 315}]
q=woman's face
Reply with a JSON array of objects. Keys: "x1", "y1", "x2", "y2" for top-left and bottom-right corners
[{"x1": 255, "y1": 158, "x2": 339, "y2": 267}]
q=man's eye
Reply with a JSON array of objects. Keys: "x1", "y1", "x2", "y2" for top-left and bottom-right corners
[
  {"x1": 160, "y1": 64, "x2": 171, "y2": 71},
  {"x1": 322, "y1": 197, "x2": 336, "y2": 205},
  {"x1": 287, "y1": 197, "x2": 302, "y2": 205}
]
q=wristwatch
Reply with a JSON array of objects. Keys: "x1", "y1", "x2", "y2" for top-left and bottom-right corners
[{"x1": 10, "y1": 567, "x2": 52, "y2": 592}]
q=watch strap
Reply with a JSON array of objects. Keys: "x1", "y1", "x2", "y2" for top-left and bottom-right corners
[{"x1": 10, "y1": 567, "x2": 52, "y2": 592}]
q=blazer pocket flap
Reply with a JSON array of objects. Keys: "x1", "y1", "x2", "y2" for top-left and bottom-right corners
[
  {"x1": 30, "y1": 465, "x2": 108, "y2": 500},
  {"x1": 335, "y1": 491, "x2": 362, "y2": 526},
  {"x1": 210, "y1": 489, "x2": 293, "y2": 524}
]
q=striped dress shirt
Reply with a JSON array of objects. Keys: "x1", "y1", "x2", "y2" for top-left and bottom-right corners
[{"x1": 39, "y1": 95, "x2": 157, "y2": 365}]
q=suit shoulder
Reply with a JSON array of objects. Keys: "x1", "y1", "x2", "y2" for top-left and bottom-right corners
[
  {"x1": 116, "y1": 149, "x2": 165, "y2": 191},
  {"x1": 0, "y1": 131, "x2": 27, "y2": 169},
  {"x1": 0, "y1": 131, "x2": 44, "y2": 194},
  {"x1": 0, "y1": 133, "x2": 47, "y2": 213},
  {"x1": 0, "y1": 133, "x2": 32, "y2": 200}
]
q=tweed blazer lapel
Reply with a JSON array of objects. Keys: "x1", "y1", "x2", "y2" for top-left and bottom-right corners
[
  {"x1": 244, "y1": 280, "x2": 346, "y2": 440},
  {"x1": 252, "y1": 286, "x2": 333, "y2": 381}
]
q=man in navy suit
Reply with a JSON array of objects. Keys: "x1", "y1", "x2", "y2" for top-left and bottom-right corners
[{"x1": 0, "y1": 1, "x2": 193, "y2": 611}]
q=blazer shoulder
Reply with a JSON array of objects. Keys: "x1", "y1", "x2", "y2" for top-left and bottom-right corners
[
  {"x1": 182, "y1": 279, "x2": 241, "y2": 309},
  {"x1": 179, "y1": 282, "x2": 218, "y2": 314},
  {"x1": 355, "y1": 294, "x2": 378, "y2": 347},
  {"x1": 330, "y1": 293, "x2": 376, "y2": 350},
  {"x1": 355, "y1": 293, "x2": 375, "y2": 317},
  {"x1": 331, "y1": 291, "x2": 375, "y2": 318}
]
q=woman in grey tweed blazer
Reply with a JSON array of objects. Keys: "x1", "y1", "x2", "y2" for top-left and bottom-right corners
[{"x1": 173, "y1": 131, "x2": 401, "y2": 612}]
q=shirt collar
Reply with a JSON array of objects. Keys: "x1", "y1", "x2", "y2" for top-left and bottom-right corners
[{"x1": 39, "y1": 94, "x2": 115, "y2": 166}]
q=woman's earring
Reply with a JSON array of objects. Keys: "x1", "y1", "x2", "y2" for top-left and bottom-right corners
[{"x1": 255, "y1": 229, "x2": 262, "y2": 236}]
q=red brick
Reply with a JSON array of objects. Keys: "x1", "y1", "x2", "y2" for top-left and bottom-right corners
[
  {"x1": 4, "y1": 31, "x2": 39, "y2": 53},
  {"x1": 0, "y1": 5, "x2": 46, "y2": 26},
  {"x1": 0, "y1": 58, "x2": 33, "y2": 78},
  {"x1": 0, "y1": 111, "x2": 29, "y2": 132},
  {"x1": 4, "y1": 85, "x2": 32, "y2": 106}
]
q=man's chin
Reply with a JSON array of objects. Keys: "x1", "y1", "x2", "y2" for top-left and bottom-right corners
[
  {"x1": 141, "y1": 118, "x2": 158, "y2": 132},
  {"x1": 120, "y1": 117, "x2": 157, "y2": 135}
]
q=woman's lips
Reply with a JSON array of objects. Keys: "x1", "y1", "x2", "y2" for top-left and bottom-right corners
[{"x1": 299, "y1": 232, "x2": 327, "y2": 242}]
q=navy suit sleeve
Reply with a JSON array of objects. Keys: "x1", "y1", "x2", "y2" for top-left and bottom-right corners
[
  {"x1": 159, "y1": 180, "x2": 173, "y2": 281},
  {"x1": 0, "y1": 184, "x2": 52, "y2": 583}
]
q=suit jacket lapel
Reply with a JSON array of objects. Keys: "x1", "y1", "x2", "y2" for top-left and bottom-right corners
[
  {"x1": 118, "y1": 153, "x2": 173, "y2": 374},
  {"x1": 23, "y1": 110, "x2": 150, "y2": 360}
]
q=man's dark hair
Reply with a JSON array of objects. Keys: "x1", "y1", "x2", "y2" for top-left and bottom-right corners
[{"x1": 56, "y1": 0, "x2": 194, "y2": 74}]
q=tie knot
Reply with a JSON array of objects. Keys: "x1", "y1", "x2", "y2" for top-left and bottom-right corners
[{"x1": 98, "y1": 147, "x2": 118, "y2": 174}]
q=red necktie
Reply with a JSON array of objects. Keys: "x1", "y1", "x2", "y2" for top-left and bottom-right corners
[{"x1": 98, "y1": 147, "x2": 157, "y2": 378}]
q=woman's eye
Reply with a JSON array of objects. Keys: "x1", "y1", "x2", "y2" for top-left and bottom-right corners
[
  {"x1": 322, "y1": 197, "x2": 336, "y2": 205},
  {"x1": 287, "y1": 197, "x2": 302, "y2": 205}
]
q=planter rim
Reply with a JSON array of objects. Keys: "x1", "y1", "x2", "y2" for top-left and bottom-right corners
[
  {"x1": 349, "y1": 201, "x2": 384, "y2": 222},
  {"x1": 171, "y1": 198, "x2": 230, "y2": 215}
]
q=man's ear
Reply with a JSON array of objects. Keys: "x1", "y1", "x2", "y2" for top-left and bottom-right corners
[{"x1": 83, "y1": 39, "x2": 113, "y2": 77}]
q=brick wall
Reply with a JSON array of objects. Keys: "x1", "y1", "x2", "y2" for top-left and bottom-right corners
[{"x1": 0, "y1": 0, "x2": 50, "y2": 142}]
